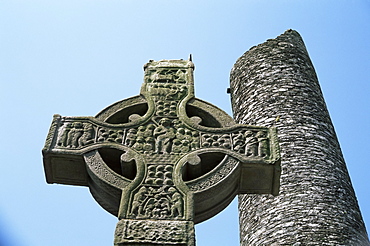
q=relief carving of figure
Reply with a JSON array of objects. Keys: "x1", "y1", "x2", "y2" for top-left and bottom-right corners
[
  {"x1": 131, "y1": 187, "x2": 148, "y2": 217},
  {"x1": 169, "y1": 187, "x2": 183, "y2": 218},
  {"x1": 57, "y1": 122, "x2": 73, "y2": 147},
  {"x1": 244, "y1": 130, "x2": 258, "y2": 157},
  {"x1": 130, "y1": 184, "x2": 182, "y2": 220},
  {"x1": 157, "y1": 196, "x2": 170, "y2": 218},
  {"x1": 256, "y1": 131, "x2": 269, "y2": 158},
  {"x1": 78, "y1": 123, "x2": 95, "y2": 146},
  {"x1": 153, "y1": 118, "x2": 175, "y2": 154},
  {"x1": 233, "y1": 131, "x2": 245, "y2": 154},
  {"x1": 67, "y1": 122, "x2": 84, "y2": 148},
  {"x1": 144, "y1": 124, "x2": 155, "y2": 138}
]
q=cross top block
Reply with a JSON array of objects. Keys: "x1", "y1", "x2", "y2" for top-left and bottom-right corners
[{"x1": 43, "y1": 58, "x2": 280, "y2": 246}]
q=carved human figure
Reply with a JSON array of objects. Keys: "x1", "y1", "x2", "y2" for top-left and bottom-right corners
[
  {"x1": 244, "y1": 130, "x2": 258, "y2": 157},
  {"x1": 152, "y1": 194, "x2": 165, "y2": 218},
  {"x1": 169, "y1": 188, "x2": 183, "y2": 218},
  {"x1": 144, "y1": 124, "x2": 155, "y2": 138},
  {"x1": 153, "y1": 118, "x2": 175, "y2": 154},
  {"x1": 256, "y1": 131, "x2": 269, "y2": 158},
  {"x1": 131, "y1": 187, "x2": 148, "y2": 217},
  {"x1": 66, "y1": 123, "x2": 77, "y2": 147},
  {"x1": 68, "y1": 122, "x2": 84, "y2": 148},
  {"x1": 144, "y1": 199, "x2": 155, "y2": 217},
  {"x1": 57, "y1": 122, "x2": 73, "y2": 147},
  {"x1": 78, "y1": 123, "x2": 95, "y2": 146},
  {"x1": 158, "y1": 197, "x2": 170, "y2": 218},
  {"x1": 233, "y1": 131, "x2": 245, "y2": 154},
  {"x1": 150, "y1": 70, "x2": 159, "y2": 82}
]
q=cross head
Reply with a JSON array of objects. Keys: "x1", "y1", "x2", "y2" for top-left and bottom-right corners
[{"x1": 43, "y1": 58, "x2": 280, "y2": 245}]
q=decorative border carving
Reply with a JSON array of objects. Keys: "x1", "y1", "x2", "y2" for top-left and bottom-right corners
[
  {"x1": 115, "y1": 219, "x2": 194, "y2": 245},
  {"x1": 186, "y1": 156, "x2": 239, "y2": 192},
  {"x1": 43, "y1": 114, "x2": 61, "y2": 152},
  {"x1": 84, "y1": 150, "x2": 130, "y2": 189}
]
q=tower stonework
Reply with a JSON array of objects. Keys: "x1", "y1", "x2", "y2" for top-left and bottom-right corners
[{"x1": 230, "y1": 30, "x2": 369, "y2": 245}]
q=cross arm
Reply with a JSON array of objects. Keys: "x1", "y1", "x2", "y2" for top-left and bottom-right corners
[{"x1": 42, "y1": 114, "x2": 140, "y2": 186}]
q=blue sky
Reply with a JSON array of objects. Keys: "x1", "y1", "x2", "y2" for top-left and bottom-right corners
[{"x1": 1, "y1": 1, "x2": 369, "y2": 245}]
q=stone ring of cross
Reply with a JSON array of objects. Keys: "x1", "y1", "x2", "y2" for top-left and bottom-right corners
[{"x1": 43, "y1": 58, "x2": 280, "y2": 246}]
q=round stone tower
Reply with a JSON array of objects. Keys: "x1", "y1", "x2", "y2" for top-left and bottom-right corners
[{"x1": 230, "y1": 29, "x2": 369, "y2": 245}]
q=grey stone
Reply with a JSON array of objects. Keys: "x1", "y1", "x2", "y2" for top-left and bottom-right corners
[
  {"x1": 230, "y1": 29, "x2": 369, "y2": 245},
  {"x1": 43, "y1": 59, "x2": 280, "y2": 245}
]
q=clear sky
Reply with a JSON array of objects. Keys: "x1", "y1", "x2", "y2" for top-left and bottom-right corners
[{"x1": 1, "y1": 1, "x2": 369, "y2": 245}]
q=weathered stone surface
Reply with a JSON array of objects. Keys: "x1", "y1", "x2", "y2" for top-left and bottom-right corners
[
  {"x1": 230, "y1": 29, "x2": 369, "y2": 245},
  {"x1": 114, "y1": 219, "x2": 195, "y2": 245},
  {"x1": 43, "y1": 58, "x2": 280, "y2": 245}
]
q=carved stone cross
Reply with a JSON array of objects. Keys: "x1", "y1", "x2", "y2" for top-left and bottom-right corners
[{"x1": 42, "y1": 58, "x2": 280, "y2": 245}]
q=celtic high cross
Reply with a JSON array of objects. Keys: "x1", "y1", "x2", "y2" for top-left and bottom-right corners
[{"x1": 42, "y1": 58, "x2": 280, "y2": 245}]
